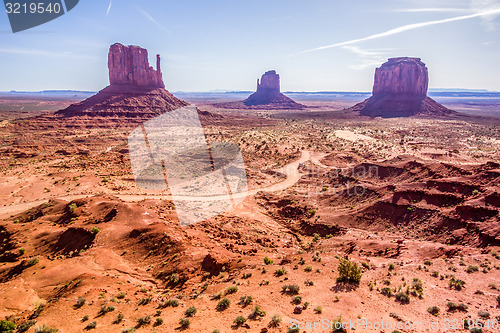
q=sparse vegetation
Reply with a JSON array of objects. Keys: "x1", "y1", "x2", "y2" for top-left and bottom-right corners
[
  {"x1": 233, "y1": 316, "x2": 247, "y2": 327},
  {"x1": 225, "y1": 286, "x2": 238, "y2": 295},
  {"x1": 274, "y1": 268, "x2": 287, "y2": 276},
  {"x1": 0, "y1": 320, "x2": 16, "y2": 332},
  {"x1": 239, "y1": 295, "x2": 253, "y2": 306},
  {"x1": 427, "y1": 306, "x2": 440, "y2": 316},
  {"x1": 34, "y1": 325, "x2": 58, "y2": 333},
  {"x1": 74, "y1": 297, "x2": 86, "y2": 309},
  {"x1": 217, "y1": 298, "x2": 231, "y2": 311},
  {"x1": 395, "y1": 292, "x2": 410, "y2": 304},
  {"x1": 185, "y1": 306, "x2": 197, "y2": 317},
  {"x1": 179, "y1": 317, "x2": 190, "y2": 329},
  {"x1": 337, "y1": 258, "x2": 362, "y2": 284},
  {"x1": 270, "y1": 314, "x2": 282, "y2": 327}
]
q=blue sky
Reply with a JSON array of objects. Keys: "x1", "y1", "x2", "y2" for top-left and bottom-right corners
[{"x1": 1, "y1": 0, "x2": 499, "y2": 92}]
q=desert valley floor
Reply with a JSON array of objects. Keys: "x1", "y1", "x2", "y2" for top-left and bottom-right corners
[{"x1": 0, "y1": 94, "x2": 500, "y2": 333}]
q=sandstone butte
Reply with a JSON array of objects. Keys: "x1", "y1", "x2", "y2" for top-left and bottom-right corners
[
  {"x1": 56, "y1": 43, "x2": 188, "y2": 119},
  {"x1": 351, "y1": 57, "x2": 456, "y2": 118},
  {"x1": 243, "y1": 70, "x2": 304, "y2": 109}
]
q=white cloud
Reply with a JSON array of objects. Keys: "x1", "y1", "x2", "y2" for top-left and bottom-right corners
[
  {"x1": 106, "y1": 0, "x2": 112, "y2": 17},
  {"x1": 470, "y1": 0, "x2": 500, "y2": 30},
  {"x1": 342, "y1": 46, "x2": 388, "y2": 71},
  {"x1": 392, "y1": 8, "x2": 471, "y2": 13},
  {"x1": 139, "y1": 9, "x2": 172, "y2": 35},
  {"x1": 293, "y1": 6, "x2": 500, "y2": 55}
]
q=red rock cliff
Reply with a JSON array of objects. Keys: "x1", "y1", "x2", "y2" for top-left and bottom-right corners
[
  {"x1": 257, "y1": 70, "x2": 280, "y2": 92},
  {"x1": 372, "y1": 57, "x2": 428, "y2": 97},
  {"x1": 108, "y1": 43, "x2": 165, "y2": 89}
]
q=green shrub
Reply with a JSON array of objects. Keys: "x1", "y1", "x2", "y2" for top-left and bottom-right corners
[
  {"x1": 270, "y1": 314, "x2": 282, "y2": 327},
  {"x1": 116, "y1": 291, "x2": 126, "y2": 299},
  {"x1": 0, "y1": 320, "x2": 16, "y2": 332},
  {"x1": 478, "y1": 310, "x2": 490, "y2": 319},
  {"x1": 250, "y1": 305, "x2": 266, "y2": 318},
  {"x1": 427, "y1": 306, "x2": 440, "y2": 316},
  {"x1": 304, "y1": 265, "x2": 313, "y2": 272},
  {"x1": 113, "y1": 313, "x2": 124, "y2": 324},
  {"x1": 395, "y1": 292, "x2": 410, "y2": 304},
  {"x1": 381, "y1": 287, "x2": 392, "y2": 297},
  {"x1": 288, "y1": 327, "x2": 300, "y2": 333},
  {"x1": 91, "y1": 227, "x2": 100, "y2": 234},
  {"x1": 217, "y1": 298, "x2": 231, "y2": 311},
  {"x1": 74, "y1": 297, "x2": 86, "y2": 309},
  {"x1": 225, "y1": 286, "x2": 238, "y2": 294},
  {"x1": 234, "y1": 316, "x2": 247, "y2": 327},
  {"x1": 18, "y1": 248, "x2": 26, "y2": 256},
  {"x1": 274, "y1": 268, "x2": 287, "y2": 277},
  {"x1": 239, "y1": 296, "x2": 253, "y2": 306},
  {"x1": 263, "y1": 257, "x2": 273, "y2": 265},
  {"x1": 466, "y1": 265, "x2": 479, "y2": 273},
  {"x1": 16, "y1": 320, "x2": 36, "y2": 333},
  {"x1": 138, "y1": 297, "x2": 151, "y2": 306},
  {"x1": 27, "y1": 256, "x2": 40, "y2": 267},
  {"x1": 242, "y1": 273, "x2": 252, "y2": 279},
  {"x1": 165, "y1": 298, "x2": 179, "y2": 307},
  {"x1": 292, "y1": 296, "x2": 302, "y2": 304},
  {"x1": 388, "y1": 263, "x2": 395, "y2": 270},
  {"x1": 185, "y1": 306, "x2": 197, "y2": 317},
  {"x1": 85, "y1": 321, "x2": 97, "y2": 330},
  {"x1": 424, "y1": 260, "x2": 432, "y2": 266},
  {"x1": 154, "y1": 318, "x2": 163, "y2": 326},
  {"x1": 447, "y1": 302, "x2": 468, "y2": 312},
  {"x1": 337, "y1": 258, "x2": 362, "y2": 284},
  {"x1": 449, "y1": 276, "x2": 466, "y2": 290},
  {"x1": 314, "y1": 306, "x2": 323, "y2": 314},
  {"x1": 179, "y1": 318, "x2": 190, "y2": 329},
  {"x1": 137, "y1": 316, "x2": 151, "y2": 326}
]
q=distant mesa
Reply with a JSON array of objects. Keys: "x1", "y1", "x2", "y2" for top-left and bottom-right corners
[
  {"x1": 351, "y1": 57, "x2": 456, "y2": 118},
  {"x1": 217, "y1": 70, "x2": 305, "y2": 110},
  {"x1": 56, "y1": 43, "x2": 189, "y2": 119}
]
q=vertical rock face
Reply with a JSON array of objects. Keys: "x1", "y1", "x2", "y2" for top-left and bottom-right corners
[
  {"x1": 242, "y1": 70, "x2": 304, "y2": 109},
  {"x1": 57, "y1": 43, "x2": 194, "y2": 120},
  {"x1": 108, "y1": 43, "x2": 165, "y2": 89},
  {"x1": 352, "y1": 57, "x2": 455, "y2": 118},
  {"x1": 372, "y1": 57, "x2": 428, "y2": 97},
  {"x1": 257, "y1": 70, "x2": 280, "y2": 92}
]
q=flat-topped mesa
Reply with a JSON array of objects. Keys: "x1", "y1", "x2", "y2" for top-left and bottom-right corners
[
  {"x1": 256, "y1": 70, "x2": 280, "y2": 93},
  {"x1": 351, "y1": 57, "x2": 456, "y2": 118},
  {"x1": 108, "y1": 43, "x2": 165, "y2": 89},
  {"x1": 372, "y1": 57, "x2": 428, "y2": 97}
]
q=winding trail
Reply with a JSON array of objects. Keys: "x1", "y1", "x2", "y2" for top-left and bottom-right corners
[{"x1": 0, "y1": 151, "x2": 326, "y2": 218}]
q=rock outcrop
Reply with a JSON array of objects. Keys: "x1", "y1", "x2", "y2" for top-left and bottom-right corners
[
  {"x1": 108, "y1": 43, "x2": 165, "y2": 89},
  {"x1": 351, "y1": 57, "x2": 455, "y2": 118},
  {"x1": 216, "y1": 70, "x2": 304, "y2": 110},
  {"x1": 243, "y1": 70, "x2": 304, "y2": 109},
  {"x1": 57, "y1": 43, "x2": 190, "y2": 120}
]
